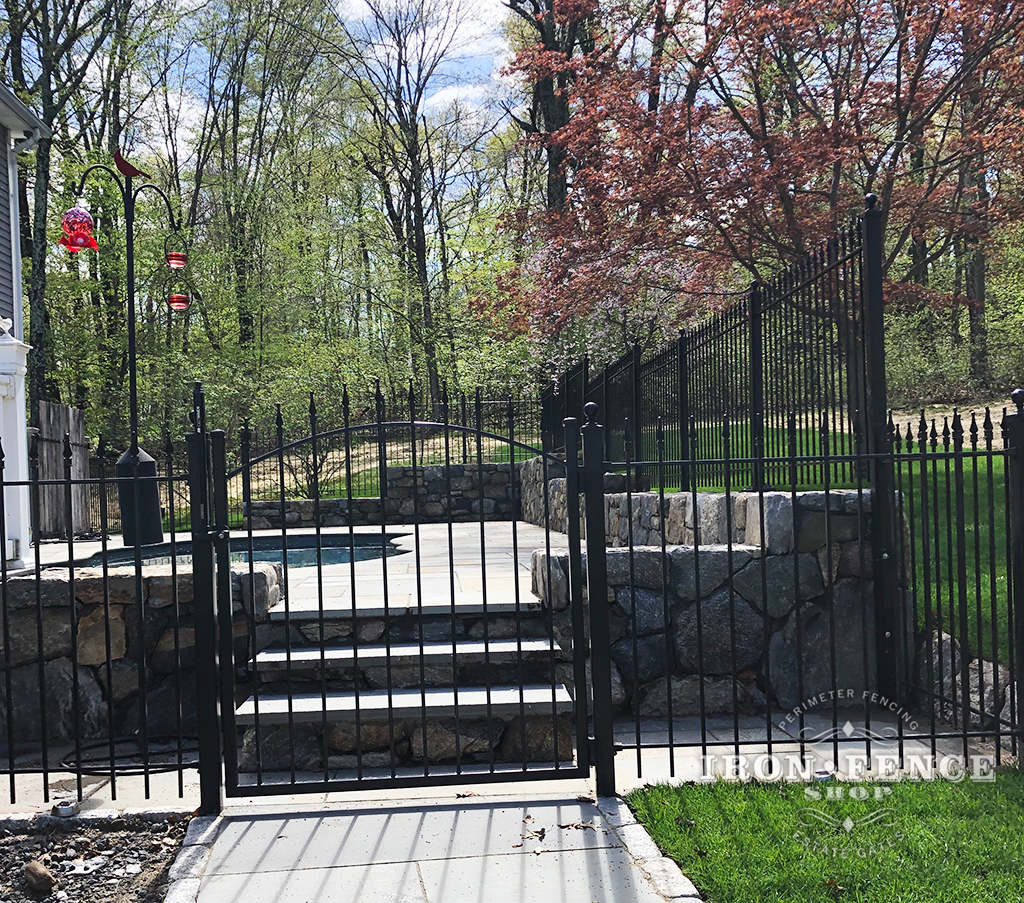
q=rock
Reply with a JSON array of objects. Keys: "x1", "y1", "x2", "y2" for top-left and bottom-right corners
[
  {"x1": 669, "y1": 546, "x2": 752, "y2": 602},
  {"x1": 145, "y1": 567, "x2": 194, "y2": 609},
  {"x1": 636, "y1": 676, "x2": 759, "y2": 717},
  {"x1": 467, "y1": 618, "x2": 548, "y2": 640},
  {"x1": 355, "y1": 619, "x2": 386, "y2": 642},
  {"x1": 664, "y1": 493, "x2": 691, "y2": 544},
  {"x1": 328, "y1": 751, "x2": 397, "y2": 770},
  {"x1": 238, "y1": 563, "x2": 280, "y2": 621},
  {"x1": 3, "y1": 569, "x2": 74, "y2": 610},
  {"x1": 732, "y1": 554, "x2": 825, "y2": 617},
  {"x1": 0, "y1": 608, "x2": 73, "y2": 667},
  {"x1": 364, "y1": 665, "x2": 453, "y2": 688},
  {"x1": 745, "y1": 493, "x2": 794, "y2": 554},
  {"x1": 610, "y1": 634, "x2": 672, "y2": 684},
  {"x1": 916, "y1": 631, "x2": 960, "y2": 718},
  {"x1": 122, "y1": 672, "x2": 197, "y2": 737},
  {"x1": 150, "y1": 627, "x2": 195, "y2": 674},
  {"x1": 500, "y1": 714, "x2": 573, "y2": 762},
  {"x1": 239, "y1": 724, "x2": 321, "y2": 772},
  {"x1": 673, "y1": 589, "x2": 765, "y2": 674},
  {"x1": 615, "y1": 586, "x2": 673, "y2": 636},
  {"x1": 299, "y1": 622, "x2": 352, "y2": 643},
  {"x1": 584, "y1": 658, "x2": 628, "y2": 713},
  {"x1": 606, "y1": 548, "x2": 668, "y2": 591},
  {"x1": 124, "y1": 603, "x2": 173, "y2": 662},
  {"x1": 768, "y1": 578, "x2": 876, "y2": 710},
  {"x1": 75, "y1": 605, "x2": 127, "y2": 667},
  {"x1": 408, "y1": 718, "x2": 505, "y2": 760},
  {"x1": 326, "y1": 720, "x2": 402, "y2": 753},
  {"x1": 71, "y1": 567, "x2": 141, "y2": 606},
  {"x1": 696, "y1": 494, "x2": 726, "y2": 545},
  {"x1": 95, "y1": 658, "x2": 143, "y2": 704},
  {"x1": 24, "y1": 860, "x2": 56, "y2": 893},
  {"x1": 531, "y1": 550, "x2": 570, "y2": 609},
  {"x1": 796, "y1": 512, "x2": 862, "y2": 551},
  {"x1": 0, "y1": 657, "x2": 107, "y2": 743},
  {"x1": 837, "y1": 541, "x2": 873, "y2": 579}
]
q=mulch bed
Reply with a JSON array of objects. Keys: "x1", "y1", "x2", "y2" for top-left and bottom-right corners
[{"x1": 0, "y1": 813, "x2": 190, "y2": 903}]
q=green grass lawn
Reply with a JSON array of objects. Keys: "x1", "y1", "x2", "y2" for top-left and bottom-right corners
[{"x1": 628, "y1": 774, "x2": 1024, "y2": 903}]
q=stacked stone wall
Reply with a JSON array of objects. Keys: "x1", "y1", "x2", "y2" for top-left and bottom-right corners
[{"x1": 248, "y1": 463, "x2": 516, "y2": 527}]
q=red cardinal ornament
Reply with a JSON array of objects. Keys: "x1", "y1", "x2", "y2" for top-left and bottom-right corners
[
  {"x1": 60, "y1": 206, "x2": 98, "y2": 252},
  {"x1": 113, "y1": 149, "x2": 150, "y2": 179}
]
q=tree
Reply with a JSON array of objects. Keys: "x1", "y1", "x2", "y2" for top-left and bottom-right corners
[{"x1": 502, "y1": 0, "x2": 1024, "y2": 371}]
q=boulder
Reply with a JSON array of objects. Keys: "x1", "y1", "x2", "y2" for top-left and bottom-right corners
[
  {"x1": 732, "y1": 554, "x2": 825, "y2": 618},
  {"x1": 326, "y1": 720, "x2": 403, "y2": 753},
  {"x1": 669, "y1": 546, "x2": 752, "y2": 602},
  {"x1": 673, "y1": 589, "x2": 765, "y2": 675},
  {"x1": 239, "y1": 724, "x2": 321, "y2": 772},
  {"x1": 615, "y1": 586, "x2": 672, "y2": 636},
  {"x1": 0, "y1": 657, "x2": 107, "y2": 743},
  {"x1": 121, "y1": 671, "x2": 197, "y2": 737},
  {"x1": 606, "y1": 548, "x2": 668, "y2": 591},
  {"x1": 768, "y1": 578, "x2": 876, "y2": 710},
  {"x1": 95, "y1": 658, "x2": 144, "y2": 704},
  {"x1": 408, "y1": 718, "x2": 505, "y2": 761},
  {"x1": 0, "y1": 608, "x2": 73, "y2": 667},
  {"x1": 611, "y1": 634, "x2": 672, "y2": 684},
  {"x1": 636, "y1": 676, "x2": 759, "y2": 717},
  {"x1": 76, "y1": 605, "x2": 126, "y2": 667},
  {"x1": 500, "y1": 714, "x2": 573, "y2": 763},
  {"x1": 745, "y1": 493, "x2": 794, "y2": 554},
  {"x1": 531, "y1": 550, "x2": 570, "y2": 610}
]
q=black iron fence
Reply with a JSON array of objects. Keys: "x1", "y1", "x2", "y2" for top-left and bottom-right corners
[
  {"x1": 573, "y1": 395, "x2": 1024, "y2": 789},
  {"x1": 542, "y1": 201, "x2": 881, "y2": 492},
  {"x1": 0, "y1": 387, "x2": 1022, "y2": 808}
]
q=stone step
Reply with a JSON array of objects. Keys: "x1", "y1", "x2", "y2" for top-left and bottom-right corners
[
  {"x1": 253, "y1": 638, "x2": 556, "y2": 670},
  {"x1": 268, "y1": 593, "x2": 543, "y2": 622},
  {"x1": 235, "y1": 684, "x2": 574, "y2": 724}
]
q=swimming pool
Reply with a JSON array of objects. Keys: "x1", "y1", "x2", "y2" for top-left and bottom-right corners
[{"x1": 77, "y1": 533, "x2": 406, "y2": 569}]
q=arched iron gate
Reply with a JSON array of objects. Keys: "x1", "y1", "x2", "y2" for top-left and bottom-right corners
[{"x1": 186, "y1": 394, "x2": 604, "y2": 807}]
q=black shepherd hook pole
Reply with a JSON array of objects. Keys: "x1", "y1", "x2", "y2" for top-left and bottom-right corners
[{"x1": 70, "y1": 156, "x2": 194, "y2": 546}]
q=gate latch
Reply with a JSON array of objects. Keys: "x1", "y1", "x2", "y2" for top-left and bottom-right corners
[{"x1": 205, "y1": 528, "x2": 230, "y2": 541}]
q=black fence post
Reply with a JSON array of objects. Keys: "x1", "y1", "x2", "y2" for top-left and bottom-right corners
[
  {"x1": 1005, "y1": 390, "x2": 1024, "y2": 749},
  {"x1": 862, "y1": 194, "x2": 900, "y2": 698},
  {"x1": 582, "y1": 403, "x2": 615, "y2": 796},
  {"x1": 677, "y1": 330, "x2": 691, "y2": 489},
  {"x1": 748, "y1": 284, "x2": 766, "y2": 490},
  {"x1": 564, "y1": 416, "x2": 589, "y2": 773},
  {"x1": 187, "y1": 430, "x2": 222, "y2": 815}
]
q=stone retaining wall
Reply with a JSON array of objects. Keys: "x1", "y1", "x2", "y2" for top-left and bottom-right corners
[
  {"x1": 248, "y1": 463, "x2": 516, "y2": 527},
  {"x1": 533, "y1": 489, "x2": 904, "y2": 716},
  {"x1": 0, "y1": 562, "x2": 281, "y2": 744}
]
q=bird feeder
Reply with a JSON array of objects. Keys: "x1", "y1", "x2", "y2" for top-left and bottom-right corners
[{"x1": 60, "y1": 206, "x2": 98, "y2": 252}]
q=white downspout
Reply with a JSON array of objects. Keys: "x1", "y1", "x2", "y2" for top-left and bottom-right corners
[{"x1": 9, "y1": 127, "x2": 40, "y2": 342}]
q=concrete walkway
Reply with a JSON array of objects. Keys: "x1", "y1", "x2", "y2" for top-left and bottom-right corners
[{"x1": 191, "y1": 788, "x2": 688, "y2": 903}]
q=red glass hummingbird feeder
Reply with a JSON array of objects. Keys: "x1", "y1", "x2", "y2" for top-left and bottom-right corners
[
  {"x1": 60, "y1": 206, "x2": 98, "y2": 252},
  {"x1": 166, "y1": 292, "x2": 192, "y2": 312}
]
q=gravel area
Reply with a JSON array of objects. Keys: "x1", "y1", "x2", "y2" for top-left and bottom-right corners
[{"x1": 0, "y1": 813, "x2": 190, "y2": 903}]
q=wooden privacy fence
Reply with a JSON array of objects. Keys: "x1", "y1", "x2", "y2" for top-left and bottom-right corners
[{"x1": 35, "y1": 400, "x2": 89, "y2": 537}]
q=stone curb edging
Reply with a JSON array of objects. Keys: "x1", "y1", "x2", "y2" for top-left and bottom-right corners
[
  {"x1": 163, "y1": 814, "x2": 223, "y2": 903},
  {"x1": 0, "y1": 806, "x2": 195, "y2": 833},
  {"x1": 597, "y1": 796, "x2": 704, "y2": 902}
]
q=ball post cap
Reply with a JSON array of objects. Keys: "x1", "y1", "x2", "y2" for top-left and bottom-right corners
[
  {"x1": 865, "y1": 193, "x2": 879, "y2": 209},
  {"x1": 584, "y1": 402, "x2": 599, "y2": 423},
  {"x1": 1012, "y1": 388, "x2": 1024, "y2": 413}
]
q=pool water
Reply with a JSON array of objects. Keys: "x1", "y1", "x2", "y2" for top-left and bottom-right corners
[{"x1": 78, "y1": 535, "x2": 404, "y2": 570}]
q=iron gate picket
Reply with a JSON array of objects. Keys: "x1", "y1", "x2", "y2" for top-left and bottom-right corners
[{"x1": 187, "y1": 394, "x2": 604, "y2": 807}]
